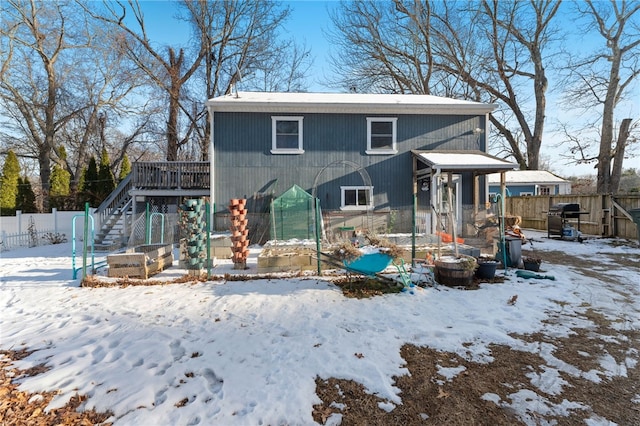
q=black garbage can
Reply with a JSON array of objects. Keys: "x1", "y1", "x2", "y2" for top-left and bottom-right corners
[{"x1": 630, "y1": 208, "x2": 640, "y2": 244}]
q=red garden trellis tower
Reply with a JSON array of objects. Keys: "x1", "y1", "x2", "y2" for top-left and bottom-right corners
[{"x1": 229, "y1": 198, "x2": 249, "y2": 269}]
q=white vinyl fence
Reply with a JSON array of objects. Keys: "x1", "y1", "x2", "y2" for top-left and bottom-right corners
[{"x1": 0, "y1": 209, "x2": 89, "y2": 251}]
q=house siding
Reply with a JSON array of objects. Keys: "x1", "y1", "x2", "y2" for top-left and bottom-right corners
[{"x1": 214, "y1": 112, "x2": 485, "y2": 211}]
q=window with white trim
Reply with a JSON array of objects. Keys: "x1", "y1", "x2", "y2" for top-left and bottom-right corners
[
  {"x1": 520, "y1": 192, "x2": 533, "y2": 196},
  {"x1": 271, "y1": 116, "x2": 304, "y2": 154},
  {"x1": 537, "y1": 186, "x2": 551, "y2": 195},
  {"x1": 341, "y1": 186, "x2": 373, "y2": 210},
  {"x1": 366, "y1": 117, "x2": 397, "y2": 154}
]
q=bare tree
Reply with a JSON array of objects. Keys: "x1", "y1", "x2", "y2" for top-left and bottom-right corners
[
  {"x1": 560, "y1": 0, "x2": 640, "y2": 193},
  {"x1": 249, "y1": 39, "x2": 313, "y2": 93},
  {"x1": 84, "y1": 0, "x2": 208, "y2": 162},
  {"x1": 327, "y1": 0, "x2": 440, "y2": 94},
  {"x1": 179, "y1": 0, "x2": 304, "y2": 159},
  {"x1": 0, "y1": 0, "x2": 153, "y2": 210},
  {"x1": 327, "y1": 0, "x2": 561, "y2": 170},
  {"x1": 0, "y1": 0, "x2": 96, "y2": 210}
]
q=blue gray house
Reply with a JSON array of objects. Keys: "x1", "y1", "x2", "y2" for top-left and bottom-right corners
[{"x1": 205, "y1": 91, "x2": 517, "y2": 237}]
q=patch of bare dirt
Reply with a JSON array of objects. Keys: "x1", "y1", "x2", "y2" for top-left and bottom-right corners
[
  {"x1": 314, "y1": 327, "x2": 640, "y2": 425},
  {"x1": 522, "y1": 247, "x2": 640, "y2": 284}
]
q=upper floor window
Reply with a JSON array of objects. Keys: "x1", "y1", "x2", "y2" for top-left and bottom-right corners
[
  {"x1": 341, "y1": 186, "x2": 374, "y2": 211},
  {"x1": 366, "y1": 117, "x2": 397, "y2": 155},
  {"x1": 271, "y1": 116, "x2": 304, "y2": 154}
]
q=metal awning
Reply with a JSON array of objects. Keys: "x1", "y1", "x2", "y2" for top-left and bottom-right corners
[{"x1": 412, "y1": 150, "x2": 518, "y2": 175}]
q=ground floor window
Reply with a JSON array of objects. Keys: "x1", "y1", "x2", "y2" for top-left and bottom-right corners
[
  {"x1": 537, "y1": 186, "x2": 552, "y2": 195},
  {"x1": 340, "y1": 186, "x2": 373, "y2": 210}
]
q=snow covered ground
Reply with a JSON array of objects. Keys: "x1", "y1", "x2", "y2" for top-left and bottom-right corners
[{"x1": 1, "y1": 230, "x2": 639, "y2": 425}]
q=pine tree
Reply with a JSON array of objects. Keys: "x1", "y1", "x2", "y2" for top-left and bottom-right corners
[
  {"x1": 16, "y1": 176, "x2": 38, "y2": 213},
  {"x1": 119, "y1": 154, "x2": 131, "y2": 182},
  {"x1": 74, "y1": 166, "x2": 86, "y2": 210},
  {"x1": 98, "y1": 148, "x2": 116, "y2": 202},
  {"x1": 50, "y1": 164, "x2": 71, "y2": 196},
  {"x1": 0, "y1": 150, "x2": 20, "y2": 215},
  {"x1": 82, "y1": 156, "x2": 99, "y2": 207}
]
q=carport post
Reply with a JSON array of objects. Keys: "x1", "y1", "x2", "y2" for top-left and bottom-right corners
[
  {"x1": 316, "y1": 198, "x2": 322, "y2": 274},
  {"x1": 411, "y1": 154, "x2": 418, "y2": 265}
]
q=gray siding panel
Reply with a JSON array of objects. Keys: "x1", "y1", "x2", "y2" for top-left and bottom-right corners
[{"x1": 214, "y1": 112, "x2": 485, "y2": 211}]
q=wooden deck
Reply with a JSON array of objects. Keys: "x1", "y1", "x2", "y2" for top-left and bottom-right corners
[{"x1": 132, "y1": 162, "x2": 209, "y2": 190}]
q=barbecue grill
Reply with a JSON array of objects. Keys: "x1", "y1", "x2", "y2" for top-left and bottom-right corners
[{"x1": 547, "y1": 203, "x2": 589, "y2": 240}]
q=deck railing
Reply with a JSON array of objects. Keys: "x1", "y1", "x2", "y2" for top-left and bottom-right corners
[{"x1": 132, "y1": 161, "x2": 210, "y2": 190}]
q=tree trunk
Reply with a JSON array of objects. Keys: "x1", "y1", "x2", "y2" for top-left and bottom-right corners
[
  {"x1": 166, "y1": 91, "x2": 180, "y2": 161},
  {"x1": 595, "y1": 20, "x2": 623, "y2": 194},
  {"x1": 38, "y1": 148, "x2": 52, "y2": 212},
  {"x1": 595, "y1": 98, "x2": 619, "y2": 194},
  {"x1": 610, "y1": 118, "x2": 632, "y2": 194},
  {"x1": 528, "y1": 48, "x2": 548, "y2": 171}
]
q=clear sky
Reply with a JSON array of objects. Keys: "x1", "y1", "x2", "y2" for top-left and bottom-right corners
[{"x1": 282, "y1": 0, "x2": 337, "y2": 92}]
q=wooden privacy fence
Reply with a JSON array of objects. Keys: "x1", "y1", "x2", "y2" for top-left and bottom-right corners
[{"x1": 503, "y1": 194, "x2": 640, "y2": 239}]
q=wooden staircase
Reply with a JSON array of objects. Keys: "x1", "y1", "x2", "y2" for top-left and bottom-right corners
[
  {"x1": 94, "y1": 174, "x2": 133, "y2": 251},
  {"x1": 93, "y1": 162, "x2": 211, "y2": 251}
]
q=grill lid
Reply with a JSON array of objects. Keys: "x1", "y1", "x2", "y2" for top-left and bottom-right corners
[{"x1": 549, "y1": 203, "x2": 580, "y2": 212}]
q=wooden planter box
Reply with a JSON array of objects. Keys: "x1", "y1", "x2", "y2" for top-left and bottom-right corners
[{"x1": 107, "y1": 244, "x2": 174, "y2": 279}]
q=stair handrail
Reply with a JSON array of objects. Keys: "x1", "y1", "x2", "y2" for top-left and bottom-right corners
[{"x1": 94, "y1": 173, "x2": 133, "y2": 228}]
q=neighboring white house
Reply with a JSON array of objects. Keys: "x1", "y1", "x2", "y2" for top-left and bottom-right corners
[{"x1": 487, "y1": 170, "x2": 571, "y2": 197}]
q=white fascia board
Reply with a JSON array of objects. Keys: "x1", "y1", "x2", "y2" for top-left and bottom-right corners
[{"x1": 206, "y1": 92, "x2": 497, "y2": 115}]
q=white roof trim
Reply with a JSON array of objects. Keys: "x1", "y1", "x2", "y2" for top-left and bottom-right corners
[
  {"x1": 207, "y1": 91, "x2": 497, "y2": 115},
  {"x1": 487, "y1": 170, "x2": 569, "y2": 184},
  {"x1": 416, "y1": 151, "x2": 519, "y2": 171}
]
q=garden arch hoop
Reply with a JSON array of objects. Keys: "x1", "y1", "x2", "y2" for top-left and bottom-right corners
[{"x1": 312, "y1": 160, "x2": 374, "y2": 238}]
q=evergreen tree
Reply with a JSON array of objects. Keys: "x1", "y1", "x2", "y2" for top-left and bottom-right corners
[
  {"x1": 50, "y1": 164, "x2": 71, "y2": 196},
  {"x1": 15, "y1": 176, "x2": 38, "y2": 213},
  {"x1": 98, "y1": 147, "x2": 116, "y2": 202},
  {"x1": 119, "y1": 154, "x2": 131, "y2": 182},
  {"x1": 75, "y1": 166, "x2": 87, "y2": 209},
  {"x1": 50, "y1": 164, "x2": 71, "y2": 210},
  {"x1": 82, "y1": 156, "x2": 99, "y2": 207},
  {"x1": 0, "y1": 150, "x2": 21, "y2": 215}
]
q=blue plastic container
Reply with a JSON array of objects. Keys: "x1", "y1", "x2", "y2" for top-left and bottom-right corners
[{"x1": 344, "y1": 252, "x2": 393, "y2": 275}]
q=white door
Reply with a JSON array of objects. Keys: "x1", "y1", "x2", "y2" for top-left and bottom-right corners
[{"x1": 431, "y1": 174, "x2": 462, "y2": 236}]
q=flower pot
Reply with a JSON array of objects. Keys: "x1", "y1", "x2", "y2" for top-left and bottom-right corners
[
  {"x1": 187, "y1": 246, "x2": 204, "y2": 256},
  {"x1": 475, "y1": 261, "x2": 498, "y2": 279}
]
